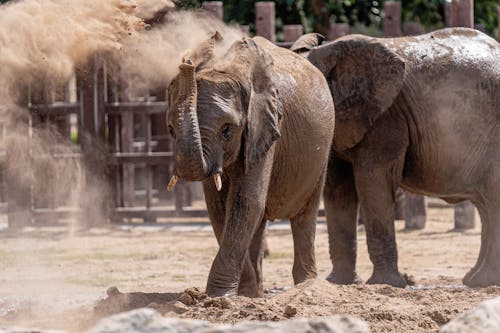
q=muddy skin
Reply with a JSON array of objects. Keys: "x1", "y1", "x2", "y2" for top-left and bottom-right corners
[
  {"x1": 295, "y1": 28, "x2": 500, "y2": 287},
  {"x1": 166, "y1": 33, "x2": 335, "y2": 297}
]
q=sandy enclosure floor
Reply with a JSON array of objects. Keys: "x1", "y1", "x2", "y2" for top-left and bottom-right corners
[{"x1": 0, "y1": 206, "x2": 499, "y2": 332}]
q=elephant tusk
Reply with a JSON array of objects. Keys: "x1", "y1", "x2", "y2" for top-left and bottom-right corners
[
  {"x1": 167, "y1": 175, "x2": 179, "y2": 192},
  {"x1": 214, "y1": 173, "x2": 222, "y2": 191}
]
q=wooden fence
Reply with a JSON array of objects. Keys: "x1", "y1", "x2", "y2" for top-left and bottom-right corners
[{"x1": 4, "y1": 0, "x2": 495, "y2": 227}]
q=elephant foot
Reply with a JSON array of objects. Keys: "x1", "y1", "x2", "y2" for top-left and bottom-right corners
[
  {"x1": 237, "y1": 284, "x2": 263, "y2": 297},
  {"x1": 205, "y1": 286, "x2": 238, "y2": 297},
  {"x1": 462, "y1": 266, "x2": 477, "y2": 285},
  {"x1": 326, "y1": 270, "x2": 362, "y2": 285},
  {"x1": 367, "y1": 270, "x2": 407, "y2": 288},
  {"x1": 463, "y1": 265, "x2": 500, "y2": 287}
]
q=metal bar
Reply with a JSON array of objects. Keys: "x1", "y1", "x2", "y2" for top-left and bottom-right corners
[
  {"x1": 112, "y1": 207, "x2": 209, "y2": 219},
  {"x1": 111, "y1": 152, "x2": 173, "y2": 165},
  {"x1": 105, "y1": 102, "x2": 167, "y2": 115},
  {"x1": 29, "y1": 103, "x2": 80, "y2": 116},
  {"x1": 145, "y1": 114, "x2": 153, "y2": 210}
]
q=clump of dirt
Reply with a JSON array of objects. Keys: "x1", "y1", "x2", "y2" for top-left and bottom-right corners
[{"x1": 92, "y1": 280, "x2": 500, "y2": 332}]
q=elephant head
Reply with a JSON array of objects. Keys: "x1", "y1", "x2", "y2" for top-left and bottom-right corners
[
  {"x1": 306, "y1": 35, "x2": 406, "y2": 151},
  {"x1": 166, "y1": 33, "x2": 282, "y2": 190}
]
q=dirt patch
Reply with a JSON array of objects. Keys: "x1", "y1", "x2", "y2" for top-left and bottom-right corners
[
  {"x1": 0, "y1": 207, "x2": 498, "y2": 332},
  {"x1": 94, "y1": 281, "x2": 500, "y2": 333}
]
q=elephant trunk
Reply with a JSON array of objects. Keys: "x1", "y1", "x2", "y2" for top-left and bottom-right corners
[{"x1": 174, "y1": 59, "x2": 209, "y2": 181}]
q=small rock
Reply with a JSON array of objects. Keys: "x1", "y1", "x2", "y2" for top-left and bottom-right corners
[
  {"x1": 202, "y1": 296, "x2": 233, "y2": 309},
  {"x1": 218, "y1": 297, "x2": 234, "y2": 309},
  {"x1": 441, "y1": 296, "x2": 500, "y2": 333},
  {"x1": 106, "y1": 286, "x2": 121, "y2": 297},
  {"x1": 177, "y1": 292, "x2": 196, "y2": 306},
  {"x1": 172, "y1": 301, "x2": 190, "y2": 314},
  {"x1": 284, "y1": 304, "x2": 297, "y2": 317},
  {"x1": 185, "y1": 287, "x2": 207, "y2": 300},
  {"x1": 84, "y1": 308, "x2": 369, "y2": 333}
]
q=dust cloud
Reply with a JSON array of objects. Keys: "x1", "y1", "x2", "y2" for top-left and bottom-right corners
[
  {"x1": 117, "y1": 10, "x2": 243, "y2": 95},
  {"x1": 0, "y1": 0, "x2": 242, "y2": 329},
  {"x1": 0, "y1": 0, "x2": 243, "y2": 226}
]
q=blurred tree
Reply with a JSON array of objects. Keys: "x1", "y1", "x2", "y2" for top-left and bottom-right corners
[
  {"x1": 223, "y1": 0, "x2": 307, "y2": 37},
  {"x1": 311, "y1": 0, "x2": 331, "y2": 36},
  {"x1": 401, "y1": 0, "x2": 444, "y2": 30},
  {"x1": 327, "y1": 0, "x2": 382, "y2": 26},
  {"x1": 474, "y1": 0, "x2": 498, "y2": 36}
]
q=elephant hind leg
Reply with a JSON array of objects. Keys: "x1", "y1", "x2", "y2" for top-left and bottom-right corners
[
  {"x1": 463, "y1": 200, "x2": 500, "y2": 287},
  {"x1": 323, "y1": 156, "x2": 361, "y2": 284},
  {"x1": 289, "y1": 174, "x2": 325, "y2": 284}
]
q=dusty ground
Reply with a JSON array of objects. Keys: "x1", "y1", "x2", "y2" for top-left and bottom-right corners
[{"x1": 0, "y1": 206, "x2": 498, "y2": 332}]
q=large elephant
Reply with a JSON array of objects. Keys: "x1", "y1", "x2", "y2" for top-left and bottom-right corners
[
  {"x1": 297, "y1": 28, "x2": 499, "y2": 287},
  {"x1": 166, "y1": 33, "x2": 335, "y2": 297}
]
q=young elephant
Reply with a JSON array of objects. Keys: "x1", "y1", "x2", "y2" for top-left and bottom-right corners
[
  {"x1": 166, "y1": 33, "x2": 335, "y2": 297},
  {"x1": 299, "y1": 28, "x2": 499, "y2": 287}
]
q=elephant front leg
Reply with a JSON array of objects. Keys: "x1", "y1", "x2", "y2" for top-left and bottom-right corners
[
  {"x1": 354, "y1": 165, "x2": 406, "y2": 288},
  {"x1": 238, "y1": 219, "x2": 267, "y2": 297},
  {"x1": 205, "y1": 198, "x2": 265, "y2": 296},
  {"x1": 205, "y1": 163, "x2": 270, "y2": 297},
  {"x1": 324, "y1": 157, "x2": 361, "y2": 284}
]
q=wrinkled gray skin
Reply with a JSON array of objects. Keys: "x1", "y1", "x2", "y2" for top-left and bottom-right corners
[
  {"x1": 296, "y1": 28, "x2": 499, "y2": 287},
  {"x1": 167, "y1": 34, "x2": 335, "y2": 297}
]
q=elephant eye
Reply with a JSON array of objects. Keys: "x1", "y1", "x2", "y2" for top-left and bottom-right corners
[
  {"x1": 221, "y1": 123, "x2": 232, "y2": 140},
  {"x1": 168, "y1": 125, "x2": 176, "y2": 139}
]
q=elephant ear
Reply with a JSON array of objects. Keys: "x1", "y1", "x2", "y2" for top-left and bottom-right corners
[
  {"x1": 290, "y1": 33, "x2": 325, "y2": 54},
  {"x1": 308, "y1": 36, "x2": 406, "y2": 151},
  {"x1": 243, "y1": 39, "x2": 282, "y2": 173},
  {"x1": 184, "y1": 31, "x2": 223, "y2": 71}
]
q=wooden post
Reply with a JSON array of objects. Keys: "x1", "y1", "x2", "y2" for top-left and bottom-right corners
[
  {"x1": 311, "y1": 0, "x2": 331, "y2": 38},
  {"x1": 120, "y1": 113, "x2": 135, "y2": 208},
  {"x1": 255, "y1": 2, "x2": 276, "y2": 42},
  {"x1": 107, "y1": 81, "x2": 122, "y2": 221},
  {"x1": 446, "y1": 0, "x2": 475, "y2": 230},
  {"x1": 403, "y1": 22, "x2": 424, "y2": 36},
  {"x1": 383, "y1": 1, "x2": 402, "y2": 37},
  {"x1": 202, "y1": 1, "x2": 223, "y2": 20},
  {"x1": 394, "y1": 188, "x2": 405, "y2": 220},
  {"x1": 454, "y1": 201, "x2": 476, "y2": 230},
  {"x1": 404, "y1": 193, "x2": 427, "y2": 230},
  {"x1": 328, "y1": 23, "x2": 349, "y2": 41},
  {"x1": 450, "y1": 0, "x2": 473, "y2": 28},
  {"x1": 78, "y1": 59, "x2": 108, "y2": 226},
  {"x1": 6, "y1": 88, "x2": 32, "y2": 228},
  {"x1": 444, "y1": 0, "x2": 452, "y2": 27},
  {"x1": 497, "y1": 6, "x2": 500, "y2": 41},
  {"x1": 144, "y1": 113, "x2": 154, "y2": 222},
  {"x1": 283, "y1": 25, "x2": 304, "y2": 43}
]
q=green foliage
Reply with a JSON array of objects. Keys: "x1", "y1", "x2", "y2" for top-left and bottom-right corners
[
  {"x1": 2, "y1": 0, "x2": 499, "y2": 38},
  {"x1": 328, "y1": 0, "x2": 383, "y2": 26},
  {"x1": 401, "y1": 0, "x2": 444, "y2": 30},
  {"x1": 474, "y1": 0, "x2": 499, "y2": 36}
]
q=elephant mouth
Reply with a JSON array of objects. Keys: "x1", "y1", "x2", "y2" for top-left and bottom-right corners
[{"x1": 167, "y1": 167, "x2": 223, "y2": 192}]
